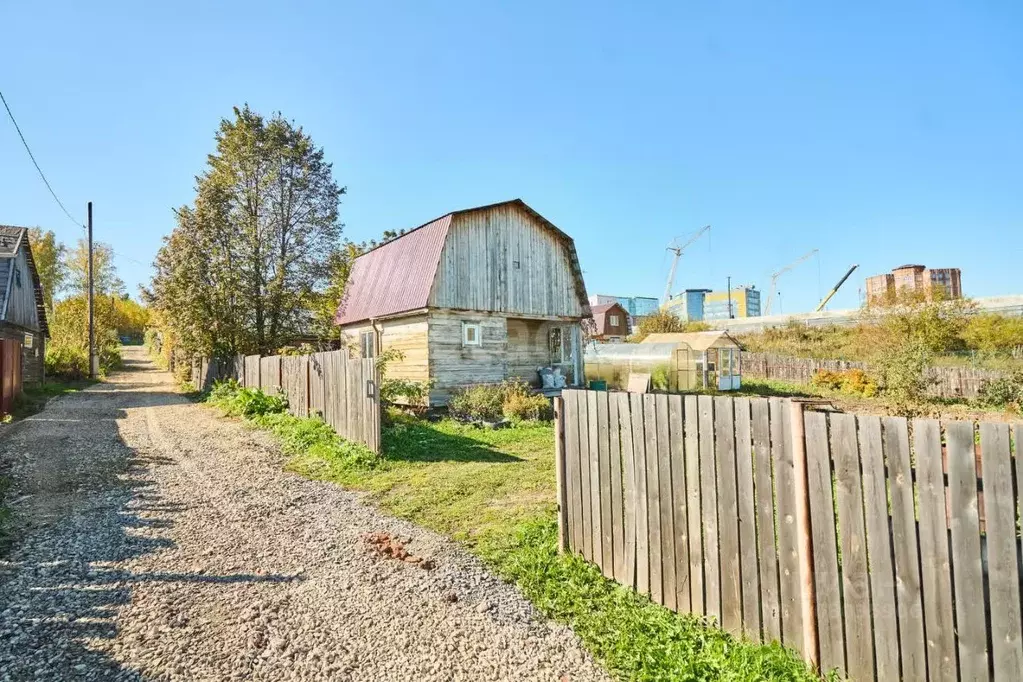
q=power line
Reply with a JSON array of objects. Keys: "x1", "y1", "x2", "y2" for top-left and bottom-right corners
[
  {"x1": 112, "y1": 250, "x2": 149, "y2": 268},
  {"x1": 0, "y1": 89, "x2": 83, "y2": 229}
]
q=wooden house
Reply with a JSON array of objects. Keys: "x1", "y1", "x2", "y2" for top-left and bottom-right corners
[
  {"x1": 588, "y1": 302, "x2": 629, "y2": 342},
  {"x1": 0, "y1": 226, "x2": 50, "y2": 410},
  {"x1": 335, "y1": 199, "x2": 590, "y2": 404}
]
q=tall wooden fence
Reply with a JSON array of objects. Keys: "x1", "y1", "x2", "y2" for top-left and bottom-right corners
[
  {"x1": 556, "y1": 389, "x2": 1023, "y2": 681},
  {"x1": 192, "y1": 350, "x2": 380, "y2": 452},
  {"x1": 741, "y1": 351, "x2": 1006, "y2": 399}
]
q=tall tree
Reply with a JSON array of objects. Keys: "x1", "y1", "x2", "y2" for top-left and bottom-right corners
[
  {"x1": 148, "y1": 105, "x2": 345, "y2": 357},
  {"x1": 66, "y1": 239, "x2": 125, "y2": 297},
  {"x1": 27, "y1": 227, "x2": 67, "y2": 315}
]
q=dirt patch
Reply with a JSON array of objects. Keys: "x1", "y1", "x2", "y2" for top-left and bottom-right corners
[{"x1": 363, "y1": 531, "x2": 437, "y2": 570}]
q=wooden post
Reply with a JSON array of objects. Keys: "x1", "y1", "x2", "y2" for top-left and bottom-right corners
[
  {"x1": 789, "y1": 399, "x2": 819, "y2": 667},
  {"x1": 554, "y1": 396, "x2": 569, "y2": 553}
]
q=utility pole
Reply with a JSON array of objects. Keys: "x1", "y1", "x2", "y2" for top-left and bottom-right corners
[
  {"x1": 727, "y1": 276, "x2": 733, "y2": 319},
  {"x1": 87, "y1": 202, "x2": 95, "y2": 378}
]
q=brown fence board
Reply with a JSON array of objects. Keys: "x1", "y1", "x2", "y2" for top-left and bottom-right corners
[
  {"x1": 947, "y1": 420, "x2": 988, "y2": 681},
  {"x1": 913, "y1": 418, "x2": 957, "y2": 682},
  {"x1": 244, "y1": 354, "x2": 260, "y2": 387},
  {"x1": 684, "y1": 395, "x2": 704, "y2": 616},
  {"x1": 831, "y1": 412, "x2": 874, "y2": 682},
  {"x1": 643, "y1": 394, "x2": 663, "y2": 604},
  {"x1": 714, "y1": 396, "x2": 742, "y2": 636},
  {"x1": 770, "y1": 398, "x2": 802, "y2": 652},
  {"x1": 259, "y1": 355, "x2": 281, "y2": 393},
  {"x1": 698, "y1": 395, "x2": 720, "y2": 621},
  {"x1": 668, "y1": 395, "x2": 689, "y2": 613},
  {"x1": 608, "y1": 394, "x2": 626, "y2": 584},
  {"x1": 308, "y1": 353, "x2": 325, "y2": 418},
  {"x1": 980, "y1": 422, "x2": 1023, "y2": 680},
  {"x1": 884, "y1": 417, "x2": 927, "y2": 681},
  {"x1": 655, "y1": 395, "x2": 677, "y2": 611},
  {"x1": 597, "y1": 392, "x2": 614, "y2": 579},
  {"x1": 804, "y1": 411, "x2": 844, "y2": 676},
  {"x1": 564, "y1": 392, "x2": 584, "y2": 556},
  {"x1": 619, "y1": 393, "x2": 637, "y2": 589},
  {"x1": 578, "y1": 391, "x2": 593, "y2": 562},
  {"x1": 733, "y1": 398, "x2": 760, "y2": 640},
  {"x1": 858, "y1": 416, "x2": 900, "y2": 680},
  {"x1": 631, "y1": 393, "x2": 649, "y2": 595},
  {"x1": 751, "y1": 398, "x2": 779, "y2": 642},
  {"x1": 588, "y1": 391, "x2": 603, "y2": 571}
]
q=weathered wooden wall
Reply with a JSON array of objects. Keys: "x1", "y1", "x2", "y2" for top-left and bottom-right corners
[
  {"x1": 2, "y1": 248, "x2": 42, "y2": 331},
  {"x1": 559, "y1": 389, "x2": 1023, "y2": 681},
  {"x1": 340, "y1": 315, "x2": 430, "y2": 383},
  {"x1": 742, "y1": 351, "x2": 1006, "y2": 399},
  {"x1": 429, "y1": 203, "x2": 586, "y2": 318}
]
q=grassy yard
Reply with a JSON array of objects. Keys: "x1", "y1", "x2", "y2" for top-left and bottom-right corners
[{"x1": 207, "y1": 383, "x2": 828, "y2": 681}]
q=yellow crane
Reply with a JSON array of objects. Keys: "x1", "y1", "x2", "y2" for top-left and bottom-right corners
[
  {"x1": 662, "y1": 225, "x2": 710, "y2": 304},
  {"x1": 815, "y1": 264, "x2": 859, "y2": 312},
  {"x1": 763, "y1": 249, "x2": 818, "y2": 316}
]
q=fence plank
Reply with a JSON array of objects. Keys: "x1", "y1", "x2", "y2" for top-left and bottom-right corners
[
  {"x1": 947, "y1": 420, "x2": 988, "y2": 681},
  {"x1": 309, "y1": 353, "x2": 325, "y2": 418},
  {"x1": 609, "y1": 393, "x2": 626, "y2": 584},
  {"x1": 655, "y1": 395, "x2": 677, "y2": 611},
  {"x1": 831, "y1": 413, "x2": 874, "y2": 682},
  {"x1": 631, "y1": 393, "x2": 649, "y2": 595},
  {"x1": 684, "y1": 395, "x2": 704, "y2": 616},
  {"x1": 564, "y1": 392, "x2": 583, "y2": 556},
  {"x1": 752, "y1": 398, "x2": 779, "y2": 643},
  {"x1": 578, "y1": 390, "x2": 593, "y2": 563},
  {"x1": 771, "y1": 398, "x2": 802, "y2": 653},
  {"x1": 668, "y1": 395, "x2": 689, "y2": 613},
  {"x1": 914, "y1": 418, "x2": 957, "y2": 682},
  {"x1": 597, "y1": 392, "x2": 614, "y2": 579},
  {"x1": 980, "y1": 422, "x2": 1023, "y2": 680},
  {"x1": 733, "y1": 398, "x2": 760, "y2": 640},
  {"x1": 588, "y1": 391, "x2": 603, "y2": 572},
  {"x1": 714, "y1": 396, "x2": 742, "y2": 636},
  {"x1": 858, "y1": 415, "x2": 900, "y2": 681},
  {"x1": 884, "y1": 417, "x2": 927, "y2": 682},
  {"x1": 643, "y1": 394, "x2": 663, "y2": 605},
  {"x1": 804, "y1": 411, "x2": 844, "y2": 677},
  {"x1": 619, "y1": 393, "x2": 637, "y2": 589},
  {"x1": 698, "y1": 395, "x2": 720, "y2": 622}
]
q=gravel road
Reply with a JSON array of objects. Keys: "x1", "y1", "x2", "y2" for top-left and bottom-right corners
[{"x1": 0, "y1": 348, "x2": 610, "y2": 681}]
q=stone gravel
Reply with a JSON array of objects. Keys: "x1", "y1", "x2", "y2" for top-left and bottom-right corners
[{"x1": 0, "y1": 348, "x2": 610, "y2": 681}]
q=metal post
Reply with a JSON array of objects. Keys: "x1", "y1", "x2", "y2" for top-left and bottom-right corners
[
  {"x1": 727, "y1": 275, "x2": 733, "y2": 319},
  {"x1": 87, "y1": 202, "x2": 95, "y2": 378},
  {"x1": 789, "y1": 399, "x2": 819, "y2": 666},
  {"x1": 554, "y1": 396, "x2": 569, "y2": 553}
]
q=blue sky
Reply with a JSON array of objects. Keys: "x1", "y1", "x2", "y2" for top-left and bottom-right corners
[{"x1": 2, "y1": 1, "x2": 1020, "y2": 314}]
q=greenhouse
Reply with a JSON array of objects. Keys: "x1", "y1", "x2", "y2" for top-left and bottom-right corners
[{"x1": 583, "y1": 331, "x2": 742, "y2": 392}]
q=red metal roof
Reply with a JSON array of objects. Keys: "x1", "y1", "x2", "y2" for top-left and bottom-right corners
[{"x1": 334, "y1": 215, "x2": 451, "y2": 325}]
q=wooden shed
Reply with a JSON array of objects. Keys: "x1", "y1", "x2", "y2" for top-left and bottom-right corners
[
  {"x1": 335, "y1": 199, "x2": 590, "y2": 405},
  {"x1": 0, "y1": 226, "x2": 50, "y2": 410}
]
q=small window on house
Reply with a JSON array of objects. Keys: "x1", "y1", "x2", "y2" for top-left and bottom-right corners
[
  {"x1": 609, "y1": 314, "x2": 620, "y2": 327},
  {"x1": 360, "y1": 331, "x2": 376, "y2": 358},
  {"x1": 462, "y1": 322, "x2": 481, "y2": 347},
  {"x1": 513, "y1": 260, "x2": 520, "y2": 269}
]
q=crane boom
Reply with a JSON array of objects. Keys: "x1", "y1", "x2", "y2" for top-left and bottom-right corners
[
  {"x1": 662, "y1": 225, "x2": 710, "y2": 304},
  {"x1": 815, "y1": 264, "x2": 858, "y2": 312},
  {"x1": 763, "y1": 248, "x2": 818, "y2": 315}
]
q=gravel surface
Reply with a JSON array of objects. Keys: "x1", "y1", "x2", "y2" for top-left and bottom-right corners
[{"x1": 0, "y1": 348, "x2": 610, "y2": 681}]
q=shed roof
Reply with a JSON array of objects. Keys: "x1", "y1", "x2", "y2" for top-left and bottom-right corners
[
  {"x1": 335, "y1": 199, "x2": 589, "y2": 326},
  {"x1": 0, "y1": 225, "x2": 49, "y2": 336},
  {"x1": 639, "y1": 331, "x2": 738, "y2": 351},
  {"x1": 590, "y1": 302, "x2": 627, "y2": 335}
]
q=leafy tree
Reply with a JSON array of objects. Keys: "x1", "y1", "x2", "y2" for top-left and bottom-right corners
[
  {"x1": 627, "y1": 310, "x2": 710, "y2": 342},
  {"x1": 961, "y1": 314, "x2": 1023, "y2": 354},
  {"x1": 27, "y1": 228, "x2": 67, "y2": 315},
  {"x1": 66, "y1": 238, "x2": 125, "y2": 297},
  {"x1": 45, "y1": 294, "x2": 122, "y2": 378}
]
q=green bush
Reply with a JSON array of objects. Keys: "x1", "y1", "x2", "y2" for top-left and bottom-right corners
[
  {"x1": 503, "y1": 392, "x2": 553, "y2": 422},
  {"x1": 45, "y1": 345, "x2": 90, "y2": 380},
  {"x1": 810, "y1": 368, "x2": 878, "y2": 397},
  {"x1": 207, "y1": 379, "x2": 288, "y2": 417},
  {"x1": 977, "y1": 371, "x2": 1023, "y2": 408},
  {"x1": 449, "y1": 378, "x2": 551, "y2": 422},
  {"x1": 380, "y1": 378, "x2": 433, "y2": 406}
]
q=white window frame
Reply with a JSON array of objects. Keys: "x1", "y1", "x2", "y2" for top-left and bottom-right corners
[
  {"x1": 609, "y1": 314, "x2": 620, "y2": 327},
  {"x1": 360, "y1": 331, "x2": 376, "y2": 359},
  {"x1": 462, "y1": 321, "x2": 481, "y2": 347}
]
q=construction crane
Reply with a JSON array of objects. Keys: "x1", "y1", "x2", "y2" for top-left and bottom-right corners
[
  {"x1": 763, "y1": 248, "x2": 818, "y2": 315},
  {"x1": 815, "y1": 264, "x2": 859, "y2": 312},
  {"x1": 662, "y1": 225, "x2": 711, "y2": 304}
]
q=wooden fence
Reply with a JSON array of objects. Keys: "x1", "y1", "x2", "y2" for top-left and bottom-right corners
[
  {"x1": 741, "y1": 351, "x2": 1006, "y2": 400},
  {"x1": 192, "y1": 350, "x2": 380, "y2": 452},
  {"x1": 556, "y1": 389, "x2": 1023, "y2": 681}
]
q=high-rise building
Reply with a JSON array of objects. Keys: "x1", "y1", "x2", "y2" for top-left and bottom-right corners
[
  {"x1": 662, "y1": 289, "x2": 711, "y2": 321},
  {"x1": 866, "y1": 265, "x2": 962, "y2": 304},
  {"x1": 663, "y1": 286, "x2": 761, "y2": 321}
]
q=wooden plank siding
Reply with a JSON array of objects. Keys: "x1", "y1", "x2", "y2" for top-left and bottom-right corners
[{"x1": 558, "y1": 389, "x2": 1023, "y2": 682}]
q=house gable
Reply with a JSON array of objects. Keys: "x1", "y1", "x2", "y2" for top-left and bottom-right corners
[{"x1": 0, "y1": 226, "x2": 48, "y2": 335}]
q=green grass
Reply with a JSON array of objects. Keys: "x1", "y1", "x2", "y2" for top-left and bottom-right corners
[{"x1": 203, "y1": 386, "x2": 828, "y2": 681}]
